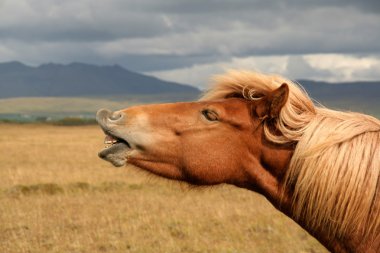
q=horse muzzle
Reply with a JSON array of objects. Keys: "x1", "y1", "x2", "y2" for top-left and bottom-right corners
[{"x1": 96, "y1": 109, "x2": 131, "y2": 167}]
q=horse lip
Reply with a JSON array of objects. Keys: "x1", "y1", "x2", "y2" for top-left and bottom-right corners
[
  {"x1": 96, "y1": 109, "x2": 112, "y2": 127},
  {"x1": 98, "y1": 142, "x2": 130, "y2": 167}
]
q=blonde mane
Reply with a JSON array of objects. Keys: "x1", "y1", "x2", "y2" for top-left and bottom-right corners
[{"x1": 200, "y1": 70, "x2": 380, "y2": 239}]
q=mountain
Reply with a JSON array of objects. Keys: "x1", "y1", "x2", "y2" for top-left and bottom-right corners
[
  {"x1": 0, "y1": 62, "x2": 379, "y2": 120},
  {"x1": 0, "y1": 61, "x2": 200, "y2": 98},
  {"x1": 0, "y1": 61, "x2": 379, "y2": 117},
  {"x1": 299, "y1": 80, "x2": 380, "y2": 101}
]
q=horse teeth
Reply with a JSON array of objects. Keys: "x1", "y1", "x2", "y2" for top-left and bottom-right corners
[
  {"x1": 104, "y1": 140, "x2": 118, "y2": 144},
  {"x1": 104, "y1": 135, "x2": 118, "y2": 144}
]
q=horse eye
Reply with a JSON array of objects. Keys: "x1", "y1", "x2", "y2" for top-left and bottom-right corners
[{"x1": 202, "y1": 109, "x2": 218, "y2": 121}]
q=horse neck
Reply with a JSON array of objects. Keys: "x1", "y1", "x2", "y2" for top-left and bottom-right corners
[
  {"x1": 242, "y1": 141, "x2": 366, "y2": 253},
  {"x1": 245, "y1": 137, "x2": 293, "y2": 207}
]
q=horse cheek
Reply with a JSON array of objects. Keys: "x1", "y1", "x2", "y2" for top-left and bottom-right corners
[{"x1": 179, "y1": 141, "x2": 238, "y2": 185}]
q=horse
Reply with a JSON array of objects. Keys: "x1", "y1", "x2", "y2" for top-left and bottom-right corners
[{"x1": 96, "y1": 70, "x2": 379, "y2": 253}]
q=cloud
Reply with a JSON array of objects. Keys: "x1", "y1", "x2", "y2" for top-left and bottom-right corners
[
  {"x1": 147, "y1": 55, "x2": 289, "y2": 88},
  {"x1": 305, "y1": 54, "x2": 380, "y2": 81},
  {"x1": 0, "y1": 0, "x2": 176, "y2": 42},
  {"x1": 285, "y1": 55, "x2": 332, "y2": 80},
  {"x1": 0, "y1": 0, "x2": 379, "y2": 80},
  {"x1": 147, "y1": 54, "x2": 380, "y2": 88}
]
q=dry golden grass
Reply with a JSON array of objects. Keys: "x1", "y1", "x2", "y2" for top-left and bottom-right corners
[
  {"x1": 0, "y1": 97, "x2": 135, "y2": 114},
  {"x1": 0, "y1": 123, "x2": 327, "y2": 253}
]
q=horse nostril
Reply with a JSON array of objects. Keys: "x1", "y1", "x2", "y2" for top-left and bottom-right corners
[
  {"x1": 109, "y1": 111, "x2": 124, "y2": 122},
  {"x1": 96, "y1": 109, "x2": 125, "y2": 125}
]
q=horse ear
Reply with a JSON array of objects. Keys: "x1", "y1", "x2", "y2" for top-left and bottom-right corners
[{"x1": 255, "y1": 83, "x2": 289, "y2": 119}]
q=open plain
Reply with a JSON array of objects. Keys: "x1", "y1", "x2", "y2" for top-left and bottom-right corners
[{"x1": 0, "y1": 123, "x2": 327, "y2": 253}]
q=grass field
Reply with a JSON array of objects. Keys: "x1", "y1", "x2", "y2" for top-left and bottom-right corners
[
  {"x1": 0, "y1": 124, "x2": 327, "y2": 253},
  {"x1": 0, "y1": 93, "x2": 199, "y2": 118}
]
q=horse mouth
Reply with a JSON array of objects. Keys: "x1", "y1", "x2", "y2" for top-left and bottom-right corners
[
  {"x1": 98, "y1": 132, "x2": 131, "y2": 167},
  {"x1": 103, "y1": 134, "x2": 131, "y2": 149}
]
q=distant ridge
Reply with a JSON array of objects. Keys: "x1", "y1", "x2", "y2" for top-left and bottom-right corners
[
  {"x1": 0, "y1": 62, "x2": 379, "y2": 119},
  {"x1": 299, "y1": 79, "x2": 380, "y2": 101},
  {"x1": 0, "y1": 61, "x2": 200, "y2": 98},
  {"x1": 0, "y1": 61, "x2": 379, "y2": 117}
]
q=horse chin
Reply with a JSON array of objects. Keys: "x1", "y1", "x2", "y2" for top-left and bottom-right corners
[{"x1": 98, "y1": 142, "x2": 130, "y2": 167}]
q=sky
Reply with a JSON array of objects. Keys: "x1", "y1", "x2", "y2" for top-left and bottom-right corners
[{"x1": 0, "y1": 0, "x2": 380, "y2": 88}]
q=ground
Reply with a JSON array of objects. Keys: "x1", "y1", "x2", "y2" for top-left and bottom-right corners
[{"x1": 0, "y1": 124, "x2": 327, "y2": 253}]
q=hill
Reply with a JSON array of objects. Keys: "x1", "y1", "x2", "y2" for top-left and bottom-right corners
[
  {"x1": 299, "y1": 79, "x2": 380, "y2": 101},
  {"x1": 298, "y1": 80, "x2": 380, "y2": 117},
  {"x1": 0, "y1": 62, "x2": 379, "y2": 120},
  {"x1": 0, "y1": 61, "x2": 200, "y2": 98}
]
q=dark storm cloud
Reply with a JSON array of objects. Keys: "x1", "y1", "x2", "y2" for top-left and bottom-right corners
[
  {"x1": 0, "y1": 3, "x2": 176, "y2": 42},
  {"x1": 131, "y1": 0, "x2": 380, "y2": 14},
  {"x1": 0, "y1": 0, "x2": 379, "y2": 73},
  {"x1": 1, "y1": 0, "x2": 378, "y2": 42},
  {"x1": 110, "y1": 54, "x2": 229, "y2": 72}
]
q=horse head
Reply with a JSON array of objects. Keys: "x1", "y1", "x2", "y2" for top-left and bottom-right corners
[{"x1": 96, "y1": 84, "x2": 291, "y2": 189}]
